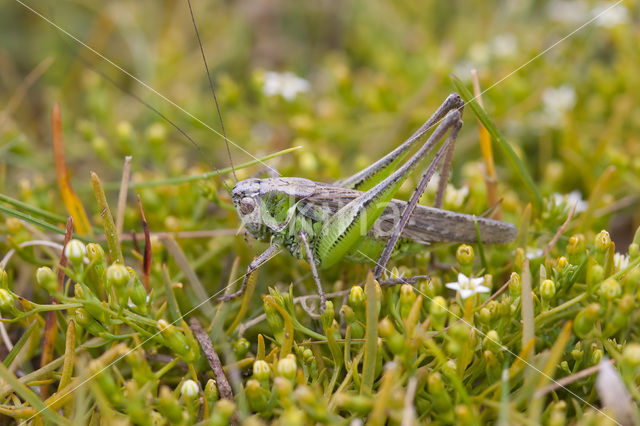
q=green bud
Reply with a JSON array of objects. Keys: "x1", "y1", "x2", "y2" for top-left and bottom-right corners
[
  {"x1": 210, "y1": 399, "x2": 236, "y2": 426},
  {"x1": 378, "y1": 317, "x2": 396, "y2": 338},
  {"x1": 233, "y1": 337, "x2": 250, "y2": 358},
  {"x1": 320, "y1": 300, "x2": 335, "y2": 330},
  {"x1": 340, "y1": 305, "x2": 356, "y2": 323},
  {"x1": 399, "y1": 284, "x2": 417, "y2": 319},
  {"x1": 334, "y1": 393, "x2": 373, "y2": 416},
  {"x1": 86, "y1": 243, "x2": 105, "y2": 262},
  {"x1": 587, "y1": 263, "x2": 604, "y2": 290},
  {"x1": 263, "y1": 295, "x2": 285, "y2": 341},
  {"x1": 430, "y1": 296, "x2": 448, "y2": 331},
  {"x1": 540, "y1": 279, "x2": 556, "y2": 301},
  {"x1": 157, "y1": 386, "x2": 184, "y2": 424},
  {"x1": 595, "y1": 230, "x2": 611, "y2": 252},
  {"x1": 0, "y1": 289, "x2": 18, "y2": 317},
  {"x1": 599, "y1": 278, "x2": 621, "y2": 300},
  {"x1": 89, "y1": 360, "x2": 123, "y2": 406},
  {"x1": 36, "y1": 266, "x2": 57, "y2": 293},
  {"x1": 573, "y1": 304, "x2": 602, "y2": 338},
  {"x1": 252, "y1": 359, "x2": 271, "y2": 382},
  {"x1": 508, "y1": 272, "x2": 521, "y2": 296},
  {"x1": 245, "y1": 378, "x2": 270, "y2": 413},
  {"x1": 549, "y1": 401, "x2": 567, "y2": 426},
  {"x1": 157, "y1": 319, "x2": 199, "y2": 363},
  {"x1": 623, "y1": 267, "x2": 640, "y2": 294},
  {"x1": 106, "y1": 263, "x2": 129, "y2": 304},
  {"x1": 348, "y1": 285, "x2": 366, "y2": 315},
  {"x1": 629, "y1": 243, "x2": 640, "y2": 259},
  {"x1": 205, "y1": 379, "x2": 219, "y2": 405},
  {"x1": 454, "y1": 404, "x2": 473, "y2": 426},
  {"x1": 273, "y1": 376, "x2": 293, "y2": 398},
  {"x1": 623, "y1": 343, "x2": 640, "y2": 367},
  {"x1": 566, "y1": 234, "x2": 586, "y2": 255},
  {"x1": 276, "y1": 356, "x2": 297, "y2": 381},
  {"x1": 483, "y1": 330, "x2": 502, "y2": 353},
  {"x1": 590, "y1": 347, "x2": 603, "y2": 365},
  {"x1": 456, "y1": 244, "x2": 474, "y2": 266},
  {"x1": 419, "y1": 277, "x2": 442, "y2": 298},
  {"x1": 478, "y1": 307, "x2": 492, "y2": 324},
  {"x1": 514, "y1": 247, "x2": 525, "y2": 273},
  {"x1": 555, "y1": 256, "x2": 569, "y2": 271},
  {"x1": 64, "y1": 239, "x2": 86, "y2": 269},
  {"x1": 427, "y1": 372, "x2": 452, "y2": 412}
]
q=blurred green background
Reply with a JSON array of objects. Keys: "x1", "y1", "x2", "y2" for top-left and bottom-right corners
[{"x1": 1, "y1": 0, "x2": 639, "y2": 294}]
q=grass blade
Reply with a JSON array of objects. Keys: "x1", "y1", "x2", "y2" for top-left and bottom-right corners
[{"x1": 451, "y1": 76, "x2": 542, "y2": 210}]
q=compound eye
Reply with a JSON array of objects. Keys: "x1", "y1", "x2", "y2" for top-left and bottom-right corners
[{"x1": 239, "y1": 197, "x2": 256, "y2": 215}]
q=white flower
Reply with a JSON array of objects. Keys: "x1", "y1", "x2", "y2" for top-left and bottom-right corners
[
  {"x1": 592, "y1": 2, "x2": 629, "y2": 28},
  {"x1": 262, "y1": 71, "x2": 310, "y2": 101},
  {"x1": 525, "y1": 248, "x2": 544, "y2": 260},
  {"x1": 547, "y1": 0, "x2": 589, "y2": 24},
  {"x1": 491, "y1": 34, "x2": 518, "y2": 58},
  {"x1": 551, "y1": 190, "x2": 588, "y2": 213},
  {"x1": 446, "y1": 273, "x2": 491, "y2": 299},
  {"x1": 444, "y1": 184, "x2": 469, "y2": 209},
  {"x1": 542, "y1": 85, "x2": 576, "y2": 114},
  {"x1": 614, "y1": 253, "x2": 630, "y2": 271}
]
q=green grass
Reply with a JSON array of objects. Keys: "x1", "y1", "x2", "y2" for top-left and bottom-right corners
[{"x1": 0, "y1": 0, "x2": 640, "y2": 424}]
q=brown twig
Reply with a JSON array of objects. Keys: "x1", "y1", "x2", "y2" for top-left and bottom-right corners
[
  {"x1": 136, "y1": 195, "x2": 151, "y2": 292},
  {"x1": 534, "y1": 358, "x2": 614, "y2": 398},
  {"x1": 543, "y1": 203, "x2": 577, "y2": 258},
  {"x1": 188, "y1": 318, "x2": 234, "y2": 401}
]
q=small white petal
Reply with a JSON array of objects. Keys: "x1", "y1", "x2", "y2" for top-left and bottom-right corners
[
  {"x1": 445, "y1": 282, "x2": 462, "y2": 291},
  {"x1": 459, "y1": 289, "x2": 475, "y2": 299},
  {"x1": 474, "y1": 285, "x2": 491, "y2": 294},
  {"x1": 180, "y1": 379, "x2": 199, "y2": 398},
  {"x1": 470, "y1": 277, "x2": 486, "y2": 287},
  {"x1": 457, "y1": 273, "x2": 468, "y2": 284}
]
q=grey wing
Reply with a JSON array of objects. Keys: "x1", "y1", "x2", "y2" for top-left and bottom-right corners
[{"x1": 304, "y1": 183, "x2": 517, "y2": 245}]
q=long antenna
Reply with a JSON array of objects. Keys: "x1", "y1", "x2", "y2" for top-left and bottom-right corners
[{"x1": 186, "y1": 0, "x2": 238, "y2": 183}]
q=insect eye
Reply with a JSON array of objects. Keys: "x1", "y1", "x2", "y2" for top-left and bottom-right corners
[{"x1": 240, "y1": 197, "x2": 256, "y2": 215}]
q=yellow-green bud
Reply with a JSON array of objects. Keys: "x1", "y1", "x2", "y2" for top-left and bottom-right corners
[
  {"x1": 599, "y1": 278, "x2": 621, "y2": 300},
  {"x1": 252, "y1": 359, "x2": 271, "y2": 382},
  {"x1": 320, "y1": 301, "x2": 335, "y2": 330},
  {"x1": 157, "y1": 319, "x2": 199, "y2": 363},
  {"x1": 0, "y1": 289, "x2": 17, "y2": 316},
  {"x1": 629, "y1": 243, "x2": 640, "y2": 259},
  {"x1": 595, "y1": 230, "x2": 611, "y2": 252},
  {"x1": 340, "y1": 305, "x2": 356, "y2": 323},
  {"x1": 212, "y1": 399, "x2": 236, "y2": 424},
  {"x1": 234, "y1": 337, "x2": 250, "y2": 358},
  {"x1": 399, "y1": 284, "x2": 417, "y2": 319},
  {"x1": 454, "y1": 404, "x2": 473, "y2": 426},
  {"x1": 205, "y1": 379, "x2": 219, "y2": 404},
  {"x1": 246, "y1": 379, "x2": 269, "y2": 413},
  {"x1": 540, "y1": 279, "x2": 556, "y2": 301},
  {"x1": 567, "y1": 234, "x2": 586, "y2": 255},
  {"x1": 378, "y1": 317, "x2": 396, "y2": 338},
  {"x1": 273, "y1": 376, "x2": 293, "y2": 398},
  {"x1": 146, "y1": 122, "x2": 167, "y2": 146},
  {"x1": 430, "y1": 296, "x2": 448, "y2": 331},
  {"x1": 556, "y1": 256, "x2": 569, "y2": 271},
  {"x1": 508, "y1": 272, "x2": 521, "y2": 296},
  {"x1": 483, "y1": 330, "x2": 502, "y2": 353},
  {"x1": 573, "y1": 304, "x2": 602, "y2": 338},
  {"x1": 348, "y1": 285, "x2": 366, "y2": 313},
  {"x1": 623, "y1": 343, "x2": 640, "y2": 366},
  {"x1": 157, "y1": 386, "x2": 184, "y2": 424},
  {"x1": 276, "y1": 356, "x2": 297, "y2": 381},
  {"x1": 587, "y1": 263, "x2": 604, "y2": 290},
  {"x1": 456, "y1": 244, "x2": 474, "y2": 266},
  {"x1": 106, "y1": 263, "x2": 129, "y2": 288},
  {"x1": 0, "y1": 269, "x2": 7, "y2": 289},
  {"x1": 86, "y1": 243, "x2": 105, "y2": 262},
  {"x1": 590, "y1": 348, "x2": 603, "y2": 365},
  {"x1": 36, "y1": 266, "x2": 57, "y2": 293},
  {"x1": 293, "y1": 384, "x2": 316, "y2": 406}
]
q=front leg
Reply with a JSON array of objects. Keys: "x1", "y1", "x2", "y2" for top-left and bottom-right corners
[
  {"x1": 298, "y1": 230, "x2": 327, "y2": 312},
  {"x1": 218, "y1": 244, "x2": 280, "y2": 302}
]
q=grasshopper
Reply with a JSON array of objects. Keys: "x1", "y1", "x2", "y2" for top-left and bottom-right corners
[{"x1": 225, "y1": 93, "x2": 517, "y2": 309}]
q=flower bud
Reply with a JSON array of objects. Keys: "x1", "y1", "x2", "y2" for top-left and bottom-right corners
[
  {"x1": 157, "y1": 386, "x2": 184, "y2": 424},
  {"x1": 454, "y1": 404, "x2": 473, "y2": 426},
  {"x1": 566, "y1": 234, "x2": 586, "y2": 256},
  {"x1": 234, "y1": 337, "x2": 250, "y2": 358},
  {"x1": 574, "y1": 304, "x2": 602, "y2": 338},
  {"x1": 210, "y1": 399, "x2": 235, "y2": 426},
  {"x1": 246, "y1": 378, "x2": 269, "y2": 413},
  {"x1": 483, "y1": 330, "x2": 502, "y2": 353},
  {"x1": 252, "y1": 359, "x2": 271, "y2": 382},
  {"x1": 427, "y1": 372, "x2": 452, "y2": 412},
  {"x1": 629, "y1": 243, "x2": 640, "y2": 259},
  {"x1": 508, "y1": 272, "x2": 521, "y2": 296},
  {"x1": 623, "y1": 343, "x2": 640, "y2": 367},
  {"x1": 540, "y1": 279, "x2": 556, "y2": 301},
  {"x1": 276, "y1": 356, "x2": 297, "y2": 381},
  {"x1": 320, "y1": 300, "x2": 335, "y2": 330},
  {"x1": 595, "y1": 230, "x2": 611, "y2": 253},
  {"x1": 157, "y1": 319, "x2": 199, "y2": 363},
  {"x1": 599, "y1": 278, "x2": 621, "y2": 300},
  {"x1": 36, "y1": 266, "x2": 57, "y2": 293},
  {"x1": 0, "y1": 269, "x2": 7, "y2": 289},
  {"x1": 180, "y1": 379, "x2": 200, "y2": 401},
  {"x1": 106, "y1": 263, "x2": 129, "y2": 292},
  {"x1": 399, "y1": 284, "x2": 417, "y2": 319},
  {"x1": 64, "y1": 239, "x2": 86, "y2": 269},
  {"x1": 587, "y1": 263, "x2": 604, "y2": 291},
  {"x1": 555, "y1": 256, "x2": 569, "y2": 271},
  {"x1": 430, "y1": 296, "x2": 448, "y2": 331},
  {"x1": 205, "y1": 379, "x2": 219, "y2": 405},
  {"x1": 0, "y1": 289, "x2": 18, "y2": 317},
  {"x1": 348, "y1": 286, "x2": 366, "y2": 315},
  {"x1": 419, "y1": 277, "x2": 442, "y2": 298},
  {"x1": 340, "y1": 305, "x2": 356, "y2": 323},
  {"x1": 263, "y1": 295, "x2": 285, "y2": 342},
  {"x1": 273, "y1": 376, "x2": 293, "y2": 399},
  {"x1": 456, "y1": 244, "x2": 474, "y2": 265},
  {"x1": 514, "y1": 247, "x2": 525, "y2": 272},
  {"x1": 590, "y1": 348, "x2": 603, "y2": 365}
]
